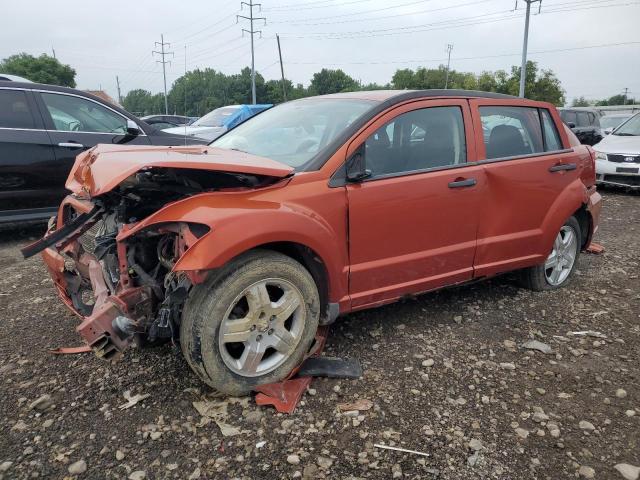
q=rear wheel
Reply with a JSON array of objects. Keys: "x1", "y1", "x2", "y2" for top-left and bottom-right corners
[
  {"x1": 180, "y1": 250, "x2": 320, "y2": 395},
  {"x1": 518, "y1": 216, "x2": 581, "y2": 291}
]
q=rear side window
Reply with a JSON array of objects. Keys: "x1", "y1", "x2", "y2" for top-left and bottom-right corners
[
  {"x1": 540, "y1": 109, "x2": 562, "y2": 151},
  {"x1": 0, "y1": 89, "x2": 36, "y2": 129},
  {"x1": 577, "y1": 111, "x2": 591, "y2": 127},
  {"x1": 365, "y1": 106, "x2": 466, "y2": 177},
  {"x1": 480, "y1": 106, "x2": 543, "y2": 159},
  {"x1": 561, "y1": 110, "x2": 577, "y2": 125}
]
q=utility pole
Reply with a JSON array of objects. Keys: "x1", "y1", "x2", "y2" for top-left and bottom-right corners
[
  {"x1": 153, "y1": 34, "x2": 174, "y2": 114},
  {"x1": 276, "y1": 34, "x2": 287, "y2": 101},
  {"x1": 238, "y1": 1, "x2": 266, "y2": 105},
  {"x1": 51, "y1": 48, "x2": 56, "y2": 59},
  {"x1": 116, "y1": 76, "x2": 122, "y2": 105},
  {"x1": 622, "y1": 87, "x2": 629, "y2": 105},
  {"x1": 517, "y1": 0, "x2": 542, "y2": 98},
  {"x1": 444, "y1": 43, "x2": 453, "y2": 90}
]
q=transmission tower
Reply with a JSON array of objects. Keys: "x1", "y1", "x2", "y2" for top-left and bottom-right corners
[
  {"x1": 153, "y1": 34, "x2": 174, "y2": 114},
  {"x1": 238, "y1": 1, "x2": 266, "y2": 105}
]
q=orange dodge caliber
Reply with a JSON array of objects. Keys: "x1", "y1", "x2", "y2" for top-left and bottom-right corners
[{"x1": 24, "y1": 90, "x2": 602, "y2": 395}]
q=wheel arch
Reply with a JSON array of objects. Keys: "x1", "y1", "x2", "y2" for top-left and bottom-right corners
[
  {"x1": 540, "y1": 179, "x2": 591, "y2": 254},
  {"x1": 247, "y1": 241, "x2": 332, "y2": 324}
]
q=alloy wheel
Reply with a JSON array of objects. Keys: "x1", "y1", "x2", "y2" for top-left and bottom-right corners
[
  {"x1": 218, "y1": 278, "x2": 306, "y2": 377},
  {"x1": 544, "y1": 225, "x2": 578, "y2": 286}
]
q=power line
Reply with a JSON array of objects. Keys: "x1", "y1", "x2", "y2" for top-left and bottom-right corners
[
  {"x1": 281, "y1": 40, "x2": 640, "y2": 66},
  {"x1": 237, "y1": 0, "x2": 266, "y2": 104},
  {"x1": 264, "y1": 0, "x2": 376, "y2": 12},
  {"x1": 275, "y1": 0, "x2": 639, "y2": 39},
  {"x1": 152, "y1": 34, "x2": 174, "y2": 114},
  {"x1": 268, "y1": 0, "x2": 494, "y2": 25}
]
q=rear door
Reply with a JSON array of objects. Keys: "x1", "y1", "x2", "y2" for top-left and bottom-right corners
[
  {"x1": 470, "y1": 99, "x2": 581, "y2": 277},
  {"x1": 0, "y1": 87, "x2": 59, "y2": 218},
  {"x1": 34, "y1": 90, "x2": 151, "y2": 186},
  {"x1": 345, "y1": 99, "x2": 485, "y2": 308}
]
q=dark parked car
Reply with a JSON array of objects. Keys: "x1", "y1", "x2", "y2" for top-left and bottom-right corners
[
  {"x1": 140, "y1": 114, "x2": 193, "y2": 130},
  {"x1": 0, "y1": 81, "x2": 207, "y2": 224},
  {"x1": 558, "y1": 108, "x2": 603, "y2": 146}
]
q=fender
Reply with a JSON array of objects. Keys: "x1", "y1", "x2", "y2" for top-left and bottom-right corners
[
  {"x1": 118, "y1": 192, "x2": 349, "y2": 303},
  {"x1": 539, "y1": 178, "x2": 589, "y2": 254}
]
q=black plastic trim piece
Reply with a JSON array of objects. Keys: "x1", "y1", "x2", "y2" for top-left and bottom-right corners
[
  {"x1": 20, "y1": 206, "x2": 101, "y2": 259},
  {"x1": 549, "y1": 163, "x2": 577, "y2": 172}
]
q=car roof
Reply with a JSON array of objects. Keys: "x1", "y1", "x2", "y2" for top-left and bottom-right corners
[
  {"x1": 0, "y1": 80, "x2": 141, "y2": 121},
  {"x1": 0, "y1": 74, "x2": 33, "y2": 82},
  {"x1": 316, "y1": 89, "x2": 518, "y2": 102}
]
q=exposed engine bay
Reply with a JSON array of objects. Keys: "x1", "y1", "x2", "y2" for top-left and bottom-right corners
[{"x1": 25, "y1": 166, "x2": 284, "y2": 360}]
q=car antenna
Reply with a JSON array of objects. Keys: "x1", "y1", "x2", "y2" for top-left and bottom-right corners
[{"x1": 184, "y1": 45, "x2": 188, "y2": 147}]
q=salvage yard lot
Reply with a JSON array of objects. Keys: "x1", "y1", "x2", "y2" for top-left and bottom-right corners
[{"x1": 1, "y1": 191, "x2": 638, "y2": 480}]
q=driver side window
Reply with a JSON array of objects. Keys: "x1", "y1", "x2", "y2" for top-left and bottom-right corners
[
  {"x1": 364, "y1": 106, "x2": 466, "y2": 177},
  {"x1": 40, "y1": 92, "x2": 127, "y2": 134}
]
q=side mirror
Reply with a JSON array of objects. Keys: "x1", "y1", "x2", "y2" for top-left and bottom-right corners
[
  {"x1": 126, "y1": 119, "x2": 141, "y2": 136},
  {"x1": 603, "y1": 128, "x2": 613, "y2": 135},
  {"x1": 346, "y1": 148, "x2": 371, "y2": 182},
  {"x1": 566, "y1": 122, "x2": 576, "y2": 129}
]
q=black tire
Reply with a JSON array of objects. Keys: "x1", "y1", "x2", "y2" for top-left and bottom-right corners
[
  {"x1": 518, "y1": 216, "x2": 581, "y2": 291},
  {"x1": 180, "y1": 249, "x2": 320, "y2": 395}
]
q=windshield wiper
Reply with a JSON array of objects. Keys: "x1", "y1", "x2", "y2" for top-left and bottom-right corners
[{"x1": 614, "y1": 133, "x2": 638, "y2": 136}]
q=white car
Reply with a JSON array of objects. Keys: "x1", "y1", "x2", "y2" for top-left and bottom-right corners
[
  {"x1": 163, "y1": 104, "x2": 271, "y2": 142},
  {"x1": 593, "y1": 112, "x2": 640, "y2": 189},
  {"x1": 600, "y1": 113, "x2": 633, "y2": 135}
]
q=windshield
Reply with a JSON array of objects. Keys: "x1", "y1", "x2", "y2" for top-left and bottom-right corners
[
  {"x1": 613, "y1": 113, "x2": 640, "y2": 136},
  {"x1": 194, "y1": 106, "x2": 241, "y2": 127},
  {"x1": 601, "y1": 115, "x2": 631, "y2": 130},
  {"x1": 211, "y1": 98, "x2": 375, "y2": 169}
]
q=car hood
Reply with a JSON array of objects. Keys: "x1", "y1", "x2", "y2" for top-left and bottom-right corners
[
  {"x1": 66, "y1": 144, "x2": 294, "y2": 198},
  {"x1": 594, "y1": 134, "x2": 640, "y2": 154}
]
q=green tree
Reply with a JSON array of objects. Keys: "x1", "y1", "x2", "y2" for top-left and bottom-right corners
[
  {"x1": 596, "y1": 94, "x2": 637, "y2": 106},
  {"x1": 308, "y1": 69, "x2": 359, "y2": 95},
  {"x1": 0, "y1": 53, "x2": 76, "y2": 87},
  {"x1": 571, "y1": 96, "x2": 591, "y2": 107},
  {"x1": 122, "y1": 89, "x2": 165, "y2": 116}
]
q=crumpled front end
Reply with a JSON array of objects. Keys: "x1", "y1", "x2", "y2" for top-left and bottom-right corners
[
  {"x1": 31, "y1": 195, "x2": 207, "y2": 360},
  {"x1": 23, "y1": 144, "x2": 292, "y2": 360}
]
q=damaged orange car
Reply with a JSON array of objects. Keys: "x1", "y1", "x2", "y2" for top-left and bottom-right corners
[{"x1": 24, "y1": 90, "x2": 602, "y2": 395}]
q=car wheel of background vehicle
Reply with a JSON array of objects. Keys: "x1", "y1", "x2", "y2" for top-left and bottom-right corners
[
  {"x1": 518, "y1": 216, "x2": 581, "y2": 291},
  {"x1": 180, "y1": 250, "x2": 320, "y2": 395}
]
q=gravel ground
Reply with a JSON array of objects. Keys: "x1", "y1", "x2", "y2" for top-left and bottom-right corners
[{"x1": 1, "y1": 190, "x2": 639, "y2": 480}]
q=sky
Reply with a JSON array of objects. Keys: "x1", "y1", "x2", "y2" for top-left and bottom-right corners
[{"x1": 2, "y1": 0, "x2": 639, "y2": 106}]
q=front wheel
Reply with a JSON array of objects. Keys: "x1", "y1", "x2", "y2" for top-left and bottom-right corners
[
  {"x1": 518, "y1": 216, "x2": 581, "y2": 291},
  {"x1": 180, "y1": 250, "x2": 320, "y2": 395}
]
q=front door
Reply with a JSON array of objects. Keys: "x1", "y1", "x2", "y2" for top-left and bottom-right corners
[
  {"x1": 346, "y1": 99, "x2": 485, "y2": 309},
  {"x1": 470, "y1": 100, "x2": 582, "y2": 277},
  {"x1": 0, "y1": 88, "x2": 58, "y2": 217},
  {"x1": 34, "y1": 91, "x2": 151, "y2": 199}
]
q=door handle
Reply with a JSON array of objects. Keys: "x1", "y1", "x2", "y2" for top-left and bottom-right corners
[
  {"x1": 448, "y1": 178, "x2": 477, "y2": 188},
  {"x1": 58, "y1": 142, "x2": 84, "y2": 149},
  {"x1": 549, "y1": 163, "x2": 577, "y2": 172}
]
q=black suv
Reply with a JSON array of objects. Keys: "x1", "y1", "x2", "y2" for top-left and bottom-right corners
[
  {"x1": 558, "y1": 107, "x2": 603, "y2": 146},
  {"x1": 0, "y1": 81, "x2": 207, "y2": 224}
]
